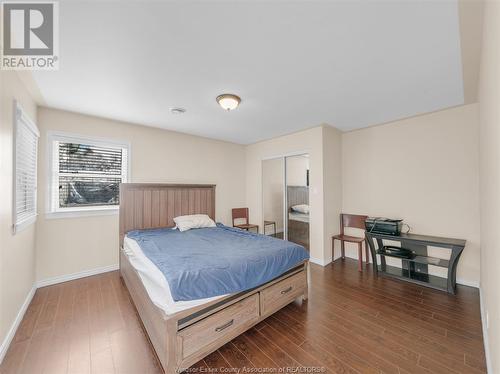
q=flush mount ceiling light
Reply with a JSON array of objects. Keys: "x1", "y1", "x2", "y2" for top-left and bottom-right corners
[
  {"x1": 170, "y1": 107, "x2": 186, "y2": 114},
  {"x1": 216, "y1": 94, "x2": 241, "y2": 111}
]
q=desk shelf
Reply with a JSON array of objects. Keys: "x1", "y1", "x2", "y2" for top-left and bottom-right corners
[
  {"x1": 377, "y1": 264, "x2": 448, "y2": 291},
  {"x1": 412, "y1": 255, "x2": 449, "y2": 268},
  {"x1": 375, "y1": 251, "x2": 450, "y2": 268},
  {"x1": 367, "y1": 232, "x2": 466, "y2": 294}
]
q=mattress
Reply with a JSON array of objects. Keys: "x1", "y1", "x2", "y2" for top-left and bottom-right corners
[
  {"x1": 123, "y1": 236, "x2": 225, "y2": 315},
  {"x1": 126, "y1": 224, "x2": 309, "y2": 301},
  {"x1": 289, "y1": 211, "x2": 309, "y2": 223}
]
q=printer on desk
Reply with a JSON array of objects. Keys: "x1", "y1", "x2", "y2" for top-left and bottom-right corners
[{"x1": 365, "y1": 217, "x2": 403, "y2": 236}]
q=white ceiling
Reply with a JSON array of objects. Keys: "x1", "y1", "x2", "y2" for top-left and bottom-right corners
[{"x1": 32, "y1": 0, "x2": 465, "y2": 144}]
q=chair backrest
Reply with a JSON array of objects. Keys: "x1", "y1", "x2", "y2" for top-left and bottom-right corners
[
  {"x1": 232, "y1": 208, "x2": 249, "y2": 226},
  {"x1": 340, "y1": 213, "x2": 368, "y2": 234}
]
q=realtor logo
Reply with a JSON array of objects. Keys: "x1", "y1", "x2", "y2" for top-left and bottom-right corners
[{"x1": 1, "y1": 1, "x2": 59, "y2": 70}]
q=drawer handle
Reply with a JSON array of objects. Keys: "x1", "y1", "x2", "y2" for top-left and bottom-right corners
[
  {"x1": 281, "y1": 286, "x2": 293, "y2": 294},
  {"x1": 215, "y1": 319, "x2": 234, "y2": 332}
]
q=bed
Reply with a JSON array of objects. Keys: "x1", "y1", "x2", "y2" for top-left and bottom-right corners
[
  {"x1": 287, "y1": 185, "x2": 310, "y2": 249},
  {"x1": 119, "y1": 183, "x2": 309, "y2": 373}
]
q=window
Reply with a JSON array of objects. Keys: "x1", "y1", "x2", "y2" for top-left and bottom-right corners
[
  {"x1": 13, "y1": 101, "x2": 40, "y2": 233},
  {"x1": 48, "y1": 132, "x2": 129, "y2": 217}
]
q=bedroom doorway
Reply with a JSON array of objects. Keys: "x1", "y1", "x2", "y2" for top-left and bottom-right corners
[{"x1": 262, "y1": 153, "x2": 310, "y2": 250}]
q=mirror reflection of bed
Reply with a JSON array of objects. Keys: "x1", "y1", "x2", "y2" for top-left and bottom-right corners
[{"x1": 287, "y1": 186, "x2": 309, "y2": 250}]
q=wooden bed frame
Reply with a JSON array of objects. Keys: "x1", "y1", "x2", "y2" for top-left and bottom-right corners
[{"x1": 119, "y1": 183, "x2": 308, "y2": 373}]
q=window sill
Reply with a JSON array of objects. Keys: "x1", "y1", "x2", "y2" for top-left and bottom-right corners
[
  {"x1": 45, "y1": 207, "x2": 119, "y2": 220},
  {"x1": 13, "y1": 214, "x2": 37, "y2": 234}
]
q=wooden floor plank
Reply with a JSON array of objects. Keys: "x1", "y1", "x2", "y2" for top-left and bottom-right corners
[
  {"x1": 1, "y1": 259, "x2": 486, "y2": 374},
  {"x1": 218, "y1": 342, "x2": 255, "y2": 369},
  {"x1": 0, "y1": 340, "x2": 29, "y2": 374},
  {"x1": 231, "y1": 334, "x2": 280, "y2": 370},
  {"x1": 310, "y1": 268, "x2": 486, "y2": 358},
  {"x1": 243, "y1": 328, "x2": 300, "y2": 369},
  {"x1": 258, "y1": 323, "x2": 336, "y2": 373},
  {"x1": 270, "y1": 310, "x2": 385, "y2": 374},
  {"x1": 282, "y1": 304, "x2": 432, "y2": 374},
  {"x1": 203, "y1": 350, "x2": 231, "y2": 369}
]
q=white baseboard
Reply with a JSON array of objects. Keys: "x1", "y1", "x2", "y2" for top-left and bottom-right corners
[
  {"x1": 480, "y1": 287, "x2": 492, "y2": 374},
  {"x1": 456, "y1": 278, "x2": 480, "y2": 288},
  {"x1": 0, "y1": 285, "x2": 36, "y2": 364},
  {"x1": 309, "y1": 256, "x2": 332, "y2": 267},
  {"x1": 37, "y1": 264, "x2": 119, "y2": 288}
]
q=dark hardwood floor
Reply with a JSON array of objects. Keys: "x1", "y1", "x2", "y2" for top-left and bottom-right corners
[{"x1": 0, "y1": 259, "x2": 486, "y2": 374}]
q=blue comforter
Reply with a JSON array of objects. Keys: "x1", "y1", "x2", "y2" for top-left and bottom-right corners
[{"x1": 126, "y1": 223, "x2": 309, "y2": 301}]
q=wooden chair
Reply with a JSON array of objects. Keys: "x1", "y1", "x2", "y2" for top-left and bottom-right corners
[
  {"x1": 232, "y1": 208, "x2": 259, "y2": 233},
  {"x1": 264, "y1": 220, "x2": 276, "y2": 236},
  {"x1": 332, "y1": 213, "x2": 369, "y2": 272}
]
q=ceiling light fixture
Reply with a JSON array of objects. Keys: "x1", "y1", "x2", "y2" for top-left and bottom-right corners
[
  {"x1": 216, "y1": 94, "x2": 241, "y2": 111},
  {"x1": 170, "y1": 107, "x2": 186, "y2": 114}
]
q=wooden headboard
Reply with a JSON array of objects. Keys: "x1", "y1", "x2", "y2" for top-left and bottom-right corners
[
  {"x1": 287, "y1": 186, "x2": 309, "y2": 211},
  {"x1": 119, "y1": 183, "x2": 216, "y2": 245}
]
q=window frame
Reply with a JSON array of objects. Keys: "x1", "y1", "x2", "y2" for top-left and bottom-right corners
[
  {"x1": 46, "y1": 131, "x2": 131, "y2": 219},
  {"x1": 12, "y1": 101, "x2": 40, "y2": 234}
]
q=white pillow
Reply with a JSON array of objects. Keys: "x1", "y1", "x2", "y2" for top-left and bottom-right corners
[
  {"x1": 173, "y1": 214, "x2": 216, "y2": 232},
  {"x1": 292, "y1": 204, "x2": 309, "y2": 214}
]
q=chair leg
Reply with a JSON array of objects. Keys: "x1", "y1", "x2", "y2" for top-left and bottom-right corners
[
  {"x1": 365, "y1": 241, "x2": 370, "y2": 264},
  {"x1": 332, "y1": 239, "x2": 335, "y2": 261},
  {"x1": 358, "y1": 243, "x2": 363, "y2": 272},
  {"x1": 341, "y1": 240, "x2": 345, "y2": 259}
]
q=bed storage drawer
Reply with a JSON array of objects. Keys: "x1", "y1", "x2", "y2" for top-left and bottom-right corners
[
  {"x1": 178, "y1": 294, "x2": 259, "y2": 360},
  {"x1": 260, "y1": 270, "x2": 307, "y2": 317}
]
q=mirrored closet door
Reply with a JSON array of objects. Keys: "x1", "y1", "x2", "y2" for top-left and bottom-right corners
[
  {"x1": 262, "y1": 154, "x2": 310, "y2": 250},
  {"x1": 262, "y1": 158, "x2": 284, "y2": 239}
]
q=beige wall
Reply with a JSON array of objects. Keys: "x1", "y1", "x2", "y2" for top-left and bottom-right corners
[
  {"x1": 262, "y1": 158, "x2": 284, "y2": 234},
  {"x1": 322, "y1": 125, "x2": 343, "y2": 264},
  {"x1": 286, "y1": 155, "x2": 309, "y2": 187},
  {"x1": 478, "y1": 1, "x2": 500, "y2": 371},
  {"x1": 458, "y1": 0, "x2": 484, "y2": 104},
  {"x1": 0, "y1": 72, "x2": 38, "y2": 348},
  {"x1": 35, "y1": 108, "x2": 246, "y2": 281},
  {"x1": 342, "y1": 104, "x2": 481, "y2": 286}
]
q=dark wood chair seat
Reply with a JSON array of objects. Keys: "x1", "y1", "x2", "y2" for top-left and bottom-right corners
[
  {"x1": 235, "y1": 223, "x2": 259, "y2": 230},
  {"x1": 232, "y1": 208, "x2": 259, "y2": 233},
  {"x1": 263, "y1": 221, "x2": 276, "y2": 236},
  {"x1": 332, "y1": 234, "x2": 365, "y2": 243}
]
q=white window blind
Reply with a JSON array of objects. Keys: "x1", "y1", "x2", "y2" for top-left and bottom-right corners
[
  {"x1": 13, "y1": 101, "x2": 40, "y2": 233},
  {"x1": 48, "y1": 133, "x2": 129, "y2": 216}
]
